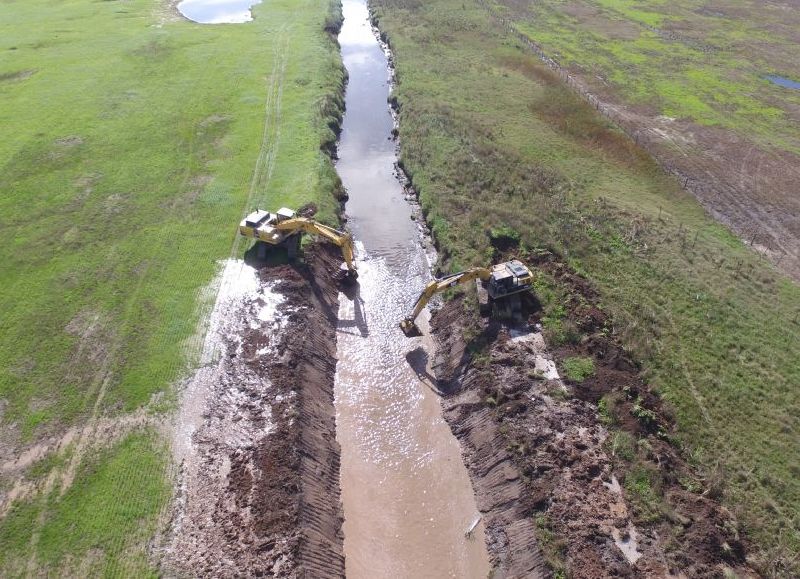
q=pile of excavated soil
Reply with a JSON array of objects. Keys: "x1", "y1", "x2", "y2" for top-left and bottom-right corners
[
  {"x1": 431, "y1": 251, "x2": 759, "y2": 578},
  {"x1": 163, "y1": 244, "x2": 344, "y2": 577}
]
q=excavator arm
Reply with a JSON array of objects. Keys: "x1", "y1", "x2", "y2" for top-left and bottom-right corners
[
  {"x1": 275, "y1": 217, "x2": 358, "y2": 279},
  {"x1": 400, "y1": 268, "x2": 491, "y2": 336}
]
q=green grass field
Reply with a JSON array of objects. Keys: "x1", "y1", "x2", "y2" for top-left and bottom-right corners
[
  {"x1": 494, "y1": 0, "x2": 800, "y2": 154},
  {"x1": 0, "y1": 0, "x2": 343, "y2": 572},
  {"x1": 373, "y1": 0, "x2": 800, "y2": 571}
]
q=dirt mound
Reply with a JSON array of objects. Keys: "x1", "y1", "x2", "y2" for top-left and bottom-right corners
[
  {"x1": 430, "y1": 252, "x2": 759, "y2": 578},
  {"x1": 163, "y1": 243, "x2": 344, "y2": 577}
]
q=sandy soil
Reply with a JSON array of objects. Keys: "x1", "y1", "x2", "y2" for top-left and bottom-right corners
[
  {"x1": 162, "y1": 244, "x2": 344, "y2": 577},
  {"x1": 430, "y1": 251, "x2": 761, "y2": 578}
]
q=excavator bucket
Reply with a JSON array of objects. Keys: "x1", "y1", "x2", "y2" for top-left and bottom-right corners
[
  {"x1": 400, "y1": 319, "x2": 422, "y2": 337},
  {"x1": 335, "y1": 262, "x2": 359, "y2": 284}
]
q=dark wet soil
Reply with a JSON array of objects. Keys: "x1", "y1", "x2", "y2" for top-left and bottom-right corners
[
  {"x1": 164, "y1": 244, "x2": 344, "y2": 577},
  {"x1": 431, "y1": 250, "x2": 761, "y2": 578}
]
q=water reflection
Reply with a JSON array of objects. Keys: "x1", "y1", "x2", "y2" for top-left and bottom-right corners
[
  {"x1": 766, "y1": 75, "x2": 800, "y2": 90},
  {"x1": 334, "y1": 0, "x2": 490, "y2": 576},
  {"x1": 336, "y1": 0, "x2": 420, "y2": 269},
  {"x1": 177, "y1": 0, "x2": 261, "y2": 24}
]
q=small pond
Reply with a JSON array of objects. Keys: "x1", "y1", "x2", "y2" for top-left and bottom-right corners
[
  {"x1": 178, "y1": 0, "x2": 262, "y2": 24},
  {"x1": 766, "y1": 75, "x2": 800, "y2": 90}
]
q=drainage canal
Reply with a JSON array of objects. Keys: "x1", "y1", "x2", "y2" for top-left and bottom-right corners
[{"x1": 334, "y1": 0, "x2": 490, "y2": 577}]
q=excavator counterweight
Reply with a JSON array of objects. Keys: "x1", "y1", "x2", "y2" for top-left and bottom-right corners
[
  {"x1": 400, "y1": 260, "x2": 533, "y2": 336},
  {"x1": 239, "y1": 208, "x2": 358, "y2": 281}
]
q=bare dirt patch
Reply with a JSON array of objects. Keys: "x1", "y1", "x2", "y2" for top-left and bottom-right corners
[
  {"x1": 601, "y1": 105, "x2": 800, "y2": 278},
  {"x1": 430, "y1": 251, "x2": 760, "y2": 578},
  {"x1": 0, "y1": 69, "x2": 36, "y2": 83}
]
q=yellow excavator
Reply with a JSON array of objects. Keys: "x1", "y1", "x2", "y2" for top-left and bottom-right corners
[
  {"x1": 239, "y1": 207, "x2": 358, "y2": 281},
  {"x1": 400, "y1": 260, "x2": 534, "y2": 336}
]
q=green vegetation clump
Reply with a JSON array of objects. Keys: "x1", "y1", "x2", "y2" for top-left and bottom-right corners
[
  {"x1": 609, "y1": 431, "x2": 636, "y2": 462},
  {"x1": 561, "y1": 356, "x2": 595, "y2": 382},
  {"x1": 534, "y1": 515, "x2": 568, "y2": 577},
  {"x1": 372, "y1": 0, "x2": 800, "y2": 567},
  {"x1": 624, "y1": 464, "x2": 663, "y2": 523}
]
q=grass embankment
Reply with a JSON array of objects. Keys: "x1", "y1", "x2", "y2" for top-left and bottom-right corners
[
  {"x1": 495, "y1": 0, "x2": 800, "y2": 154},
  {"x1": 372, "y1": 0, "x2": 800, "y2": 571},
  {"x1": 0, "y1": 0, "x2": 344, "y2": 573}
]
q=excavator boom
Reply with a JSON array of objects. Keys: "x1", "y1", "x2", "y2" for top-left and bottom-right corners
[
  {"x1": 274, "y1": 217, "x2": 358, "y2": 278},
  {"x1": 399, "y1": 267, "x2": 491, "y2": 337},
  {"x1": 400, "y1": 260, "x2": 533, "y2": 336}
]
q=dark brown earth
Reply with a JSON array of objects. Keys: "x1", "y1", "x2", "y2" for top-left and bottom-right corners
[
  {"x1": 431, "y1": 251, "x2": 761, "y2": 578},
  {"x1": 163, "y1": 243, "x2": 344, "y2": 577},
  {"x1": 243, "y1": 244, "x2": 343, "y2": 578}
]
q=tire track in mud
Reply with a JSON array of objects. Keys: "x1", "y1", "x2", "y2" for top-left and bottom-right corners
[
  {"x1": 247, "y1": 26, "x2": 289, "y2": 201},
  {"x1": 232, "y1": 25, "x2": 290, "y2": 258}
]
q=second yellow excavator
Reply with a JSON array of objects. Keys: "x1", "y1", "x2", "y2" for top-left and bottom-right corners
[
  {"x1": 400, "y1": 260, "x2": 533, "y2": 336},
  {"x1": 239, "y1": 207, "x2": 358, "y2": 281}
]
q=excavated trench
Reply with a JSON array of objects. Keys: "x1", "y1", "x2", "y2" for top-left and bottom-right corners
[
  {"x1": 158, "y1": 1, "x2": 761, "y2": 576},
  {"x1": 162, "y1": 0, "x2": 488, "y2": 575},
  {"x1": 333, "y1": 0, "x2": 490, "y2": 576}
]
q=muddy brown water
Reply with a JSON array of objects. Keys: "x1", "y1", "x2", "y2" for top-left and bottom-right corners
[{"x1": 335, "y1": 1, "x2": 490, "y2": 577}]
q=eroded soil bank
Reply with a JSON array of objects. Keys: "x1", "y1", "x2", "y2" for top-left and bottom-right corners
[
  {"x1": 431, "y1": 251, "x2": 761, "y2": 578},
  {"x1": 163, "y1": 244, "x2": 344, "y2": 576}
]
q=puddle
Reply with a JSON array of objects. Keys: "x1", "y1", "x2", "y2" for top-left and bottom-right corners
[
  {"x1": 334, "y1": 0, "x2": 490, "y2": 576},
  {"x1": 766, "y1": 75, "x2": 800, "y2": 89},
  {"x1": 177, "y1": 0, "x2": 262, "y2": 24},
  {"x1": 510, "y1": 328, "x2": 561, "y2": 380},
  {"x1": 612, "y1": 522, "x2": 643, "y2": 565}
]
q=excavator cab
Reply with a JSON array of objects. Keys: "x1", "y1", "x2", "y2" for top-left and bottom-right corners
[
  {"x1": 238, "y1": 207, "x2": 358, "y2": 282},
  {"x1": 487, "y1": 260, "x2": 532, "y2": 298}
]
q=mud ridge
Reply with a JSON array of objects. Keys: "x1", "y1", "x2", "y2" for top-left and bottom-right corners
[
  {"x1": 286, "y1": 244, "x2": 344, "y2": 578},
  {"x1": 431, "y1": 250, "x2": 760, "y2": 578},
  {"x1": 163, "y1": 243, "x2": 344, "y2": 577}
]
